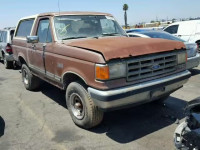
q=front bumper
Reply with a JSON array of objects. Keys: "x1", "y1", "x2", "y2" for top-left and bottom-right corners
[
  {"x1": 186, "y1": 53, "x2": 200, "y2": 69},
  {"x1": 88, "y1": 71, "x2": 191, "y2": 110},
  {"x1": 5, "y1": 53, "x2": 14, "y2": 62}
]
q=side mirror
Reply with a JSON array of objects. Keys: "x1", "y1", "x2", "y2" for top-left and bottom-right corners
[{"x1": 27, "y1": 36, "x2": 39, "y2": 44}]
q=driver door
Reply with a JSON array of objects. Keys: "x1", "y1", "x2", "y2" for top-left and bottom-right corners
[{"x1": 29, "y1": 17, "x2": 53, "y2": 77}]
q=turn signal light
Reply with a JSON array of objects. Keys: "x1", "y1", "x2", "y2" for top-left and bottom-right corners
[{"x1": 96, "y1": 65, "x2": 109, "y2": 80}]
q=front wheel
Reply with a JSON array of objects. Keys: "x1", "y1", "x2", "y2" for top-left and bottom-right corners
[
  {"x1": 21, "y1": 64, "x2": 40, "y2": 91},
  {"x1": 66, "y1": 82, "x2": 104, "y2": 129}
]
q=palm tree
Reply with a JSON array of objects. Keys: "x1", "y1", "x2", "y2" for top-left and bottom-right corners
[{"x1": 123, "y1": 4, "x2": 129, "y2": 29}]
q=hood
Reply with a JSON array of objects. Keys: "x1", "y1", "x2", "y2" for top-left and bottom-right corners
[{"x1": 67, "y1": 37, "x2": 185, "y2": 61}]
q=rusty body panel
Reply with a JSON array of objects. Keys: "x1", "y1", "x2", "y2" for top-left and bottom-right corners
[
  {"x1": 12, "y1": 39, "x2": 28, "y2": 63},
  {"x1": 68, "y1": 37, "x2": 186, "y2": 61}
]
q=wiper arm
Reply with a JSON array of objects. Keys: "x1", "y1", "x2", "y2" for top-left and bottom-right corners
[
  {"x1": 62, "y1": 36, "x2": 87, "y2": 40},
  {"x1": 101, "y1": 33, "x2": 120, "y2": 36}
]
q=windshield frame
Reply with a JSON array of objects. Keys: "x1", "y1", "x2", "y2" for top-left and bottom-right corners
[{"x1": 53, "y1": 15, "x2": 127, "y2": 41}]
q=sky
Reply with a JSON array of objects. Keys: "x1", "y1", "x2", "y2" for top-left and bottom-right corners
[{"x1": 0, "y1": 0, "x2": 200, "y2": 28}]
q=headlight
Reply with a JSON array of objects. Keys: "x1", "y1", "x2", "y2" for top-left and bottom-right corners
[
  {"x1": 177, "y1": 52, "x2": 187, "y2": 64},
  {"x1": 95, "y1": 63, "x2": 126, "y2": 80},
  {"x1": 109, "y1": 63, "x2": 126, "y2": 79}
]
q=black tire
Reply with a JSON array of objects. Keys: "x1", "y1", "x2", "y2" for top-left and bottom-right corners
[
  {"x1": 3, "y1": 57, "x2": 13, "y2": 69},
  {"x1": 21, "y1": 64, "x2": 40, "y2": 91},
  {"x1": 66, "y1": 82, "x2": 103, "y2": 129},
  {"x1": 197, "y1": 41, "x2": 200, "y2": 52}
]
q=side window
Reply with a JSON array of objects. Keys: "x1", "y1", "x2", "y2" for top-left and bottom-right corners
[
  {"x1": 36, "y1": 19, "x2": 52, "y2": 43},
  {"x1": 1, "y1": 31, "x2": 7, "y2": 43},
  {"x1": 164, "y1": 25, "x2": 179, "y2": 34},
  {"x1": 16, "y1": 19, "x2": 34, "y2": 37}
]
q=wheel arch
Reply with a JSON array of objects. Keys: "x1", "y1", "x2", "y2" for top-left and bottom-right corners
[
  {"x1": 62, "y1": 71, "x2": 88, "y2": 90},
  {"x1": 195, "y1": 40, "x2": 200, "y2": 44},
  {"x1": 18, "y1": 55, "x2": 27, "y2": 66}
]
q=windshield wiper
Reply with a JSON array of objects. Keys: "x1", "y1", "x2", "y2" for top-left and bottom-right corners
[
  {"x1": 62, "y1": 36, "x2": 87, "y2": 40},
  {"x1": 101, "y1": 33, "x2": 120, "y2": 36}
]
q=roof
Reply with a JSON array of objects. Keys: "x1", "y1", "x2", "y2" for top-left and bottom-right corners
[
  {"x1": 19, "y1": 14, "x2": 39, "y2": 21},
  {"x1": 19, "y1": 11, "x2": 113, "y2": 20},
  {"x1": 0, "y1": 27, "x2": 15, "y2": 31},
  {"x1": 38, "y1": 11, "x2": 112, "y2": 16},
  {"x1": 170, "y1": 19, "x2": 200, "y2": 25}
]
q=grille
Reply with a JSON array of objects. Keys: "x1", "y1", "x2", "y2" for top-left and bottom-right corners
[{"x1": 127, "y1": 52, "x2": 177, "y2": 82}]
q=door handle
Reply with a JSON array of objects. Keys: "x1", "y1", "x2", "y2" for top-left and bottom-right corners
[{"x1": 31, "y1": 44, "x2": 36, "y2": 50}]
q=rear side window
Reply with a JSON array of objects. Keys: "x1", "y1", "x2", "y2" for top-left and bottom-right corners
[
  {"x1": 164, "y1": 25, "x2": 179, "y2": 34},
  {"x1": 16, "y1": 19, "x2": 34, "y2": 37}
]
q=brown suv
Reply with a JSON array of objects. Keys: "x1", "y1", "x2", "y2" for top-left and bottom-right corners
[{"x1": 12, "y1": 12, "x2": 191, "y2": 129}]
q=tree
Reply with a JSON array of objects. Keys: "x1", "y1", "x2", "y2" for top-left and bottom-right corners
[
  {"x1": 123, "y1": 4, "x2": 129, "y2": 29},
  {"x1": 172, "y1": 18, "x2": 176, "y2": 23}
]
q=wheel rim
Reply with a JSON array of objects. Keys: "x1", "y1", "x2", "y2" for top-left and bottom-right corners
[
  {"x1": 70, "y1": 93, "x2": 85, "y2": 120},
  {"x1": 22, "y1": 69, "x2": 29, "y2": 85}
]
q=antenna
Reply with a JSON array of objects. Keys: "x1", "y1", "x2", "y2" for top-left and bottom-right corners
[
  {"x1": 57, "y1": 0, "x2": 62, "y2": 42},
  {"x1": 58, "y1": 0, "x2": 61, "y2": 15}
]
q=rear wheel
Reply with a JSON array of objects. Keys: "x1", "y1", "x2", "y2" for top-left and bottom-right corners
[
  {"x1": 21, "y1": 64, "x2": 40, "y2": 91},
  {"x1": 3, "y1": 56, "x2": 13, "y2": 69},
  {"x1": 66, "y1": 82, "x2": 103, "y2": 129}
]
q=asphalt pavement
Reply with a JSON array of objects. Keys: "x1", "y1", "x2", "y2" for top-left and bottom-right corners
[{"x1": 0, "y1": 63, "x2": 200, "y2": 150}]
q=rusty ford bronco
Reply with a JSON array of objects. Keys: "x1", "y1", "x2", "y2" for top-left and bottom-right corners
[{"x1": 12, "y1": 12, "x2": 191, "y2": 129}]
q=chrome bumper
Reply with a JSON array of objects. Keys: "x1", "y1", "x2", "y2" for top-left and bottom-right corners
[
  {"x1": 5, "y1": 53, "x2": 14, "y2": 61},
  {"x1": 186, "y1": 53, "x2": 200, "y2": 69},
  {"x1": 88, "y1": 71, "x2": 191, "y2": 110}
]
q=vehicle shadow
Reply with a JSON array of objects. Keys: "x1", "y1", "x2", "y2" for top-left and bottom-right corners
[
  {"x1": 190, "y1": 68, "x2": 200, "y2": 76},
  {"x1": 40, "y1": 82, "x2": 67, "y2": 108},
  {"x1": 90, "y1": 96, "x2": 187, "y2": 143},
  {"x1": 39, "y1": 82, "x2": 187, "y2": 143},
  {"x1": 0, "y1": 116, "x2": 5, "y2": 137}
]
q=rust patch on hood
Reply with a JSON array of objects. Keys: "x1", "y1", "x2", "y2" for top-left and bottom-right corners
[{"x1": 67, "y1": 37, "x2": 185, "y2": 61}]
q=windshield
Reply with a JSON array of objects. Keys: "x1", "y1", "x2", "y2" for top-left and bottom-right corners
[
  {"x1": 142, "y1": 31, "x2": 185, "y2": 42},
  {"x1": 54, "y1": 15, "x2": 126, "y2": 40}
]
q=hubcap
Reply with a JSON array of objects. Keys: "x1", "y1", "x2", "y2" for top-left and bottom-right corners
[
  {"x1": 70, "y1": 93, "x2": 84, "y2": 120},
  {"x1": 23, "y1": 69, "x2": 29, "y2": 85}
]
